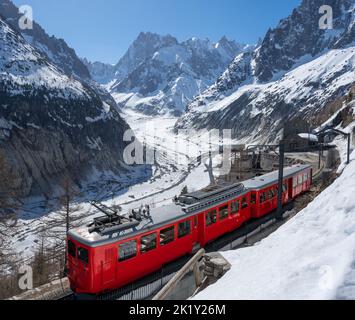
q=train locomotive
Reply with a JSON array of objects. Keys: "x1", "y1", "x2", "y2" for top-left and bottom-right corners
[{"x1": 67, "y1": 164, "x2": 312, "y2": 296}]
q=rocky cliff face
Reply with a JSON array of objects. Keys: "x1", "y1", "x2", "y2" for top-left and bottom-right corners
[
  {"x1": 254, "y1": 0, "x2": 354, "y2": 82},
  {"x1": 176, "y1": 0, "x2": 355, "y2": 144},
  {"x1": 0, "y1": 16, "x2": 131, "y2": 197},
  {"x1": 85, "y1": 32, "x2": 250, "y2": 116}
]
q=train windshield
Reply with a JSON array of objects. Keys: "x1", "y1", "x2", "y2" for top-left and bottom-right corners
[
  {"x1": 68, "y1": 240, "x2": 76, "y2": 258},
  {"x1": 78, "y1": 247, "x2": 89, "y2": 264}
]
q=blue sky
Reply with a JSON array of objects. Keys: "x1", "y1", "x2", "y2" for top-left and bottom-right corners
[{"x1": 12, "y1": 0, "x2": 302, "y2": 64}]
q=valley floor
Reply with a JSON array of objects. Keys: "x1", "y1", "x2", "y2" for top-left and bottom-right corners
[{"x1": 4, "y1": 111, "x2": 214, "y2": 260}]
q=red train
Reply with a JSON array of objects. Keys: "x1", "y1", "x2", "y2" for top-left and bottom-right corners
[{"x1": 67, "y1": 164, "x2": 312, "y2": 296}]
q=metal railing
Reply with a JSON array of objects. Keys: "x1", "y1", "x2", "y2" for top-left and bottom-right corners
[{"x1": 153, "y1": 249, "x2": 205, "y2": 300}]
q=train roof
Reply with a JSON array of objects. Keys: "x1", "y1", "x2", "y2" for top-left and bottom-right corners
[
  {"x1": 243, "y1": 164, "x2": 311, "y2": 190},
  {"x1": 68, "y1": 164, "x2": 311, "y2": 247}
]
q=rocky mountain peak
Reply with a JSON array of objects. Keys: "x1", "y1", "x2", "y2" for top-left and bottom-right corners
[
  {"x1": 135, "y1": 31, "x2": 178, "y2": 48},
  {"x1": 176, "y1": 0, "x2": 355, "y2": 147},
  {"x1": 0, "y1": 14, "x2": 132, "y2": 196},
  {"x1": 254, "y1": 0, "x2": 354, "y2": 82},
  {"x1": 84, "y1": 31, "x2": 248, "y2": 116}
]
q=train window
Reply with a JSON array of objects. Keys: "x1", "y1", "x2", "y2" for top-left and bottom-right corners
[
  {"x1": 269, "y1": 189, "x2": 275, "y2": 199},
  {"x1": 178, "y1": 221, "x2": 191, "y2": 238},
  {"x1": 219, "y1": 205, "x2": 229, "y2": 221},
  {"x1": 304, "y1": 173, "x2": 308, "y2": 181},
  {"x1": 78, "y1": 247, "x2": 89, "y2": 264},
  {"x1": 293, "y1": 177, "x2": 298, "y2": 188},
  {"x1": 260, "y1": 192, "x2": 267, "y2": 203},
  {"x1": 160, "y1": 226, "x2": 175, "y2": 246},
  {"x1": 283, "y1": 183, "x2": 288, "y2": 193},
  {"x1": 206, "y1": 210, "x2": 217, "y2": 226},
  {"x1": 298, "y1": 175, "x2": 303, "y2": 185},
  {"x1": 194, "y1": 216, "x2": 198, "y2": 228},
  {"x1": 250, "y1": 193, "x2": 256, "y2": 205},
  {"x1": 141, "y1": 233, "x2": 157, "y2": 254},
  {"x1": 68, "y1": 240, "x2": 76, "y2": 258},
  {"x1": 273, "y1": 188, "x2": 278, "y2": 197},
  {"x1": 231, "y1": 201, "x2": 239, "y2": 215},
  {"x1": 242, "y1": 197, "x2": 248, "y2": 209},
  {"x1": 119, "y1": 240, "x2": 137, "y2": 262}
]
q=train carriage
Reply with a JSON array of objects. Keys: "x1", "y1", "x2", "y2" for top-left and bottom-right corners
[{"x1": 67, "y1": 164, "x2": 312, "y2": 296}]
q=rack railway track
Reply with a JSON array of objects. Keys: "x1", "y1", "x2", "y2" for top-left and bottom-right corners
[
  {"x1": 8, "y1": 151, "x2": 327, "y2": 301},
  {"x1": 57, "y1": 158, "x2": 329, "y2": 301}
]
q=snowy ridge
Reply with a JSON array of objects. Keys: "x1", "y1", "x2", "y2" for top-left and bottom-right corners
[
  {"x1": 0, "y1": 15, "x2": 132, "y2": 197},
  {"x1": 0, "y1": 17, "x2": 89, "y2": 100},
  {"x1": 177, "y1": 0, "x2": 355, "y2": 143},
  {"x1": 177, "y1": 46, "x2": 355, "y2": 144},
  {"x1": 85, "y1": 32, "x2": 251, "y2": 115},
  {"x1": 0, "y1": 0, "x2": 91, "y2": 79}
]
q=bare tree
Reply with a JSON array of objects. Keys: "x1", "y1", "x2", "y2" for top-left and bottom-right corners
[
  {"x1": 0, "y1": 151, "x2": 19, "y2": 263},
  {"x1": 42, "y1": 176, "x2": 84, "y2": 264}
]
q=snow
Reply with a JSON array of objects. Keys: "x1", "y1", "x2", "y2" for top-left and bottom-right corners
[
  {"x1": 101, "y1": 34, "x2": 247, "y2": 116},
  {"x1": 85, "y1": 103, "x2": 112, "y2": 123},
  {"x1": 5, "y1": 111, "x2": 217, "y2": 258},
  {"x1": 152, "y1": 44, "x2": 191, "y2": 66},
  {"x1": 113, "y1": 76, "x2": 210, "y2": 115},
  {"x1": 318, "y1": 102, "x2": 350, "y2": 130},
  {"x1": 0, "y1": 17, "x2": 89, "y2": 100},
  {"x1": 0, "y1": 117, "x2": 12, "y2": 130},
  {"x1": 187, "y1": 47, "x2": 355, "y2": 118},
  {"x1": 298, "y1": 133, "x2": 318, "y2": 142},
  {"x1": 194, "y1": 150, "x2": 355, "y2": 300}
]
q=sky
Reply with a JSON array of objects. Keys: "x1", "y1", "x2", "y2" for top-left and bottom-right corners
[{"x1": 12, "y1": 0, "x2": 302, "y2": 64}]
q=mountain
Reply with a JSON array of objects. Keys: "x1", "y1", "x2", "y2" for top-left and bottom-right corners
[
  {"x1": 0, "y1": 0, "x2": 91, "y2": 79},
  {"x1": 254, "y1": 0, "x2": 355, "y2": 82},
  {"x1": 175, "y1": 0, "x2": 355, "y2": 143},
  {"x1": 85, "y1": 32, "x2": 251, "y2": 116},
  {"x1": 0, "y1": 0, "x2": 125, "y2": 115},
  {"x1": 0, "y1": 15, "x2": 131, "y2": 197},
  {"x1": 82, "y1": 59, "x2": 116, "y2": 86}
]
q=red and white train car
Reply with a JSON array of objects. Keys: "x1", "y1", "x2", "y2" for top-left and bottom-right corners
[{"x1": 67, "y1": 164, "x2": 312, "y2": 296}]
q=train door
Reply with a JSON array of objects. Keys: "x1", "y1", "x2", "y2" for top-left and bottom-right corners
[
  {"x1": 101, "y1": 247, "x2": 116, "y2": 287},
  {"x1": 240, "y1": 195, "x2": 251, "y2": 222},
  {"x1": 250, "y1": 191, "x2": 258, "y2": 218},
  {"x1": 288, "y1": 178, "x2": 293, "y2": 200},
  {"x1": 192, "y1": 215, "x2": 201, "y2": 252},
  {"x1": 197, "y1": 213, "x2": 206, "y2": 247}
]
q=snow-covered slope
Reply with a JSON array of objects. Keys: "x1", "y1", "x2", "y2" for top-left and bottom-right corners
[
  {"x1": 177, "y1": 47, "x2": 355, "y2": 143},
  {"x1": 85, "y1": 32, "x2": 250, "y2": 116},
  {"x1": 82, "y1": 59, "x2": 116, "y2": 86},
  {"x1": 0, "y1": 16, "x2": 131, "y2": 196},
  {"x1": 176, "y1": 0, "x2": 355, "y2": 142},
  {"x1": 0, "y1": 0, "x2": 91, "y2": 79},
  {"x1": 0, "y1": 18, "x2": 89, "y2": 98},
  {"x1": 195, "y1": 149, "x2": 355, "y2": 300}
]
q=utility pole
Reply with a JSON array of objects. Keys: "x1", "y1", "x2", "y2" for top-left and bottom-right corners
[
  {"x1": 316, "y1": 128, "x2": 351, "y2": 166},
  {"x1": 277, "y1": 142, "x2": 285, "y2": 220},
  {"x1": 66, "y1": 194, "x2": 70, "y2": 234},
  {"x1": 347, "y1": 133, "x2": 351, "y2": 165}
]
